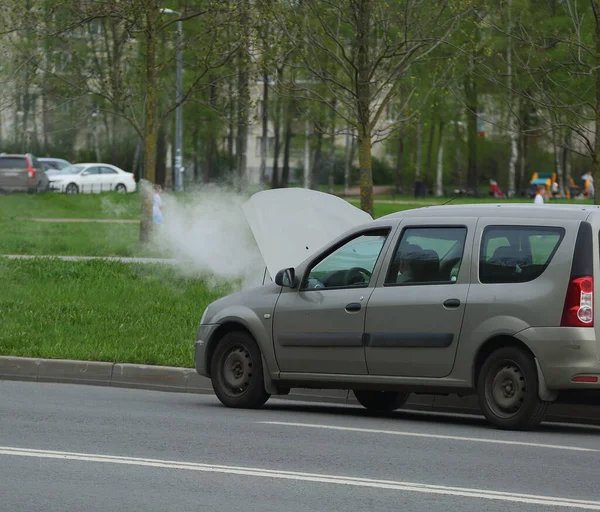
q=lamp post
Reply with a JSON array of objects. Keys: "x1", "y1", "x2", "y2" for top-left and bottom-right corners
[{"x1": 161, "y1": 8, "x2": 184, "y2": 192}]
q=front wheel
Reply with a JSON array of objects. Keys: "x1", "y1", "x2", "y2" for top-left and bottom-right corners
[
  {"x1": 65, "y1": 183, "x2": 79, "y2": 195},
  {"x1": 477, "y1": 346, "x2": 548, "y2": 431},
  {"x1": 353, "y1": 390, "x2": 409, "y2": 412},
  {"x1": 210, "y1": 331, "x2": 270, "y2": 409}
]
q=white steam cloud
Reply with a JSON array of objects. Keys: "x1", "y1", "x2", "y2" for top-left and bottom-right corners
[{"x1": 152, "y1": 184, "x2": 267, "y2": 290}]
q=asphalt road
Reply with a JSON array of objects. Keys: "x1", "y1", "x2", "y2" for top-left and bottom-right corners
[{"x1": 2, "y1": 381, "x2": 600, "y2": 512}]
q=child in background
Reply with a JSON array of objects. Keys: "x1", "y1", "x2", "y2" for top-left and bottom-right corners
[
  {"x1": 153, "y1": 184, "x2": 164, "y2": 224},
  {"x1": 534, "y1": 185, "x2": 545, "y2": 205}
]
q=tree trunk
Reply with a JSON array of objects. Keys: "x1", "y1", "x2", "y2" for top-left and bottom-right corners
[
  {"x1": 356, "y1": 0, "x2": 373, "y2": 215},
  {"x1": 140, "y1": 5, "x2": 159, "y2": 245},
  {"x1": 425, "y1": 121, "x2": 435, "y2": 189},
  {"x1": 435, "y1": 121, "x2": 445, "y2": 197},
  {"x1": 281, "y1": 111, "x2": 292, "y2": 188},
  {"x1": 311, "y1": 125, "x2": 323, "y2": 190},
  {"x1": 328, "y1": 102, "x2": 336, "y2": 194},
  {"x1": 236, "y1": 47, "x2": 250, "y2": 190},
  {"x1": 394, "y1": 135, "x2": 404, "y2": 194},
  {"x1": 415, "y1": 118, "x2": 422, "y2": 180},
  {"x1": 465, "y1": 72, "x2": 478, "y2": 192},
  {"x1": 344, "y1": 128, "x2": 353, "y2": 195},
  {"x1": 595, "y1": 1, "x2": 600, "y2": 204},
  {"x1": 260, "y1": 68, "x2": 269, "y2": 183},
  {"x1": 506, "y1": 0, "x2": 518, "y2": 198},
  {"x1": 564, "y1": 131, "x2": 572, "y2": 195},
  {"x1": 454, "y1": 120, "x2": 462, "y2": 186},
  {"x1": 303, "y1": 119, "x2": 311, "y2": 188},
  {"x1": 358, "y1": 128, "x2": 374, "y2": 217},
  {"x1": 272, "y1": 95, "x2": 282, "y2": 189},
  {"x1": 553, "y1": 127, "x2": 564, "y2": 195}
]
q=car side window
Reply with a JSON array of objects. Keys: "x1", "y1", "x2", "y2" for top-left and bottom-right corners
[
  {"x1": 101, "y1": 167, "x2": 117, "y2": 174},
  {"x1": 86, "y1": 167, "x2": 101, "y2": 175},
  {"x1": 479, "y1": 226, "x2": 565, "y2": 284},
  {"x1": 384, "y1": 227, "x2": 467, "y2": 286},
  {"x1": 302, "y1": 230, "x2": 390, "y2": 290}
]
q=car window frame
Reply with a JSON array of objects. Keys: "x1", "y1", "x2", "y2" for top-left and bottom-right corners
[
  {"x1": 101, "y1": 166, "x2": 118, "y2": 175},
  {"x1": 478, "y1": 224, "x2": 566, "y2": 285},
  {"x1": 84, "y1": 166, "x2": 102, "y2": 175},
  {"x1": 299, "y1": 227, "x2": 393, "y2": 292},
  {"x1": 383, "y1": 224, "x2": 469, "y2": 287}
]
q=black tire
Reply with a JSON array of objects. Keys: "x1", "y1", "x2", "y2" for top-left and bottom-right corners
[
  {"x1": 353, "y1": 390, "x2": 409, "y2": 413},
  {"x1": 210, "y1": 331, "x2": 270, "y2": 409},
  {"x1": 65, "y1": 183, "x2": 79, "y2": 195},
  {"x1": 115, "y1": 183, "x2": 127, "y2": 193},
  {"x1": 477, "y1": 346, "x2": 548, "y2": 431}
]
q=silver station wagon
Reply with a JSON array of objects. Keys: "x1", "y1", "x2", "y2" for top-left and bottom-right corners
[{"x1": 195, "y1": 190, "x2": 600, "y2": 430}]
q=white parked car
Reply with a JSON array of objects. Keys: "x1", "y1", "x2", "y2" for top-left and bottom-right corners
[{"x1": 48, "y1": 163, "x2": 137, "y2": 194}]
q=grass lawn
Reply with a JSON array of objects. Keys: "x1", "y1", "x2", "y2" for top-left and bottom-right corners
[
  {"x1": 0, "y1": 258, "x2": 232, "y2": 367},
  {"x1": 0, "y1": 191, "x2": 140, "y2": 220}
]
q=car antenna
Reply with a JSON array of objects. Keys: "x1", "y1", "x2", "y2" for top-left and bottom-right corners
[{"x1": 441, "y1": 194, "x2": 459, "y2": 206}]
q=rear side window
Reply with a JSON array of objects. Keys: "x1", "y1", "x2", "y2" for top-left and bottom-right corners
[
  {"x1": 480, "y1": 226, "x2": 565, "y2": 284},
  {"x1": 0, "y1": 157, "x2": 27, "y2": 169}
]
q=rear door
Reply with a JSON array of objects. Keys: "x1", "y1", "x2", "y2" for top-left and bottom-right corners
[
  {"x1": 364, "y1": 218, "x2": 477, "y2": 378},
  {"x1": 0, "y1": 157, "x2": 28, "y2": 190},
  {"x1": 100, "y1": 167, "x2": 119, "y2": 191}
]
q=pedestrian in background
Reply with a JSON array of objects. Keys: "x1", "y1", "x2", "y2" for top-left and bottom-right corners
[
  {"x1": 153, "y1": 184, "x2": 164, "y2": 224},
  {"x1": 534, "y1": 185, "x2": 545, "y2": 205}
]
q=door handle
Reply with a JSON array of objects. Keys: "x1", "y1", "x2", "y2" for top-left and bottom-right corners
[
  {"x1": 443, "y1": 298, "x2": 461, "y2": 309},
  {"x1": 345, "y1": 302, "x2": 362, "y2": 313}
]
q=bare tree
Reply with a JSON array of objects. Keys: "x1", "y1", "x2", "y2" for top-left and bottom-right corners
[{"x1": 270, "y1": 0, "x2": 468, "y2": 215}]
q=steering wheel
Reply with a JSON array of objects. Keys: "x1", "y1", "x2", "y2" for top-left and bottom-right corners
[{"x1": 344, "y1": 267, "x2": 372, "y2": 286}]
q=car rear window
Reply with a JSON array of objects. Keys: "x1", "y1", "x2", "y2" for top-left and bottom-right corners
[
  {"x1": 0, "y1": 157, "x2": 27, "y2": 169},
  {"x1": 480, "y1": 226, "x2": 565, "y2": 284}
]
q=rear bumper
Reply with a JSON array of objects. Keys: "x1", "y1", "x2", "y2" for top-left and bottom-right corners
[{"x1": 517, "y1": 327, "x2": 600, "y2": 390}]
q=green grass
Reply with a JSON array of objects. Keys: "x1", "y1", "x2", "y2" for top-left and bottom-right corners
[
  {"x1": 0, "y1": 258, "x2": 232, "y2": 367},
  {"x1": 0, "y1": 191, "x2": 140, "y2": 220},
  {"x1": 0, "y1": 220, "x2": 159, "y2": 257}
]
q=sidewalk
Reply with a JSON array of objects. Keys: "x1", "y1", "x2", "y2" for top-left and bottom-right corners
[
  {"x1": 2, "y1": 254, "x2": 181, "y2": 265},
  {"x1": 30, "y1": 218, "x2": 139, "y2": 223}
]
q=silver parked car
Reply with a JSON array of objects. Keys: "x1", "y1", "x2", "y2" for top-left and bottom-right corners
[
  {"x1": 0, "y1": 153, "x2": 49, "y2": 193},
  {"x1": 195, "y1": 190, "x2": 600, "y2": 430}
]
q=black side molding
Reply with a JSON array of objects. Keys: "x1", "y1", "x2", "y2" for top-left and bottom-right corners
[
  {"x1": 364, "y1": 332, "x2": 454, "y2": 348},
  {"x1": 278, "y1": 332, "x2": 364, "y2": 347}
]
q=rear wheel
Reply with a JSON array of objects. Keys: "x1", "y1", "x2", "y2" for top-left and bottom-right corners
[
  {"x1": 353, "y1": 390, "x2": 409, "y2": 413},
  {"x1": 477, "y1": 346, "x2": 548, "y2": 431},
  {"x1": 210, "y1": 331, "x2": 270, "y2": 409},
  {"x1": 115, "y1": 183, "x2": 127, "y2": 193},
  {"x1": 65, "y1": 183, "x2": 79, "y2": 195}
]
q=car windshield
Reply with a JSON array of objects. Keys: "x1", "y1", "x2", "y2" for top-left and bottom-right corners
[{"x1": 59, "y1": 165, "x2": 85, "y2": 175}]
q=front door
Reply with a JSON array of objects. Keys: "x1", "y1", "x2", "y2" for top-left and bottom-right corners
[
  {"x1": 273, "y1": 228, "x2": 393, "y2": 375},
  {"x1": 79, "y1": 166, "x2": 103, "y2": 193},
  {"x1": 364, "y1": 220, "x2": 476, "y2": 378}
]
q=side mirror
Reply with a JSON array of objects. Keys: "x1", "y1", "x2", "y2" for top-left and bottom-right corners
[
  {"x1": 81, "y1": 171, "x2": 89, "y2": 176},
  {"x1": 275, "y1": 268, "x2": 297, "y2": 288}
]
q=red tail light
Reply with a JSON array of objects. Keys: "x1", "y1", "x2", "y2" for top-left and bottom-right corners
[
  {"x1": 27, "y1": 158, "x2": 36, "y2": 179},
  {"x1": 561, "y1": 276, "x2": 594, "y2": 327}
]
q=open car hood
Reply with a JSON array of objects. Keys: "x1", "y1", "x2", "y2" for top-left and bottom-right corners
[{"x1": 241, "y1": 188, "x2": 373, "y2": 279}]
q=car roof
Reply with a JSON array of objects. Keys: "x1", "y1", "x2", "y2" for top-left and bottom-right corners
[
  {"x1": 380, "y1": 203, "x2": 600, "y2": 221},
  {"x1": 39, "y1": 157, "x2": 69, "y2": 162}
]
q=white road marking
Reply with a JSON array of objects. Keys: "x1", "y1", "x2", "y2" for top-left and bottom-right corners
[
  {"x1": 1, "y1": 446, "x2": 600, "y2": 509},
  {"x1": 258, "y1": 421, "x2": 600, "y2": 453}
]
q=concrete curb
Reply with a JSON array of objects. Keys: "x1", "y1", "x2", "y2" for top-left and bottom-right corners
[{"x1": 1, "y1": 356, "x2": 598, "y2": 426}]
